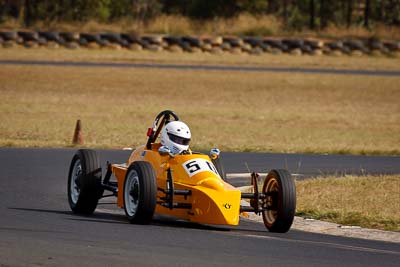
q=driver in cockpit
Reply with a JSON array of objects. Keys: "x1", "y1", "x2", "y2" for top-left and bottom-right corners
[{"x1": 160, "y1": 121, "x2": 191, "y2": 155}]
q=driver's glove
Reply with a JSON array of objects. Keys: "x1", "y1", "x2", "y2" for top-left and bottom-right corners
[{"x1": 210, "y1": 148, "x2": 220, "y2": 159}]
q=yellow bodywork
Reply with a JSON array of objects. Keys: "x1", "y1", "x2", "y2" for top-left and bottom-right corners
[{"x1": 111, "y1": 144, "x2": 241, "y2": 226}]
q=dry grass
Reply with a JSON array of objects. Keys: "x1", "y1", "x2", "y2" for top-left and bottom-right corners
[
  {"x1": 144, "y1": 15, "x2": 194, "y2": 35},
  {"x1": 2, "y1": 14, "x2": 400, "y2": 39},
  {"x1": 321, "y1": 23, "x2": 400, "y2": 40},
  {"x1": 0, "y1": 14, "x2": 278, "y2": 35},
  {"x1": 0, "y1": 14, "x2": 282, "y2": 36},
  {"x1": 140, "y1": 14, "x2": 278, "y2": 36},
  {"x1": 296, "y1": 175, "x2": 400, "y2": 231},
  {"x1": 0, "y1": 60, "x2": 399, "y2": 154},
  {"x1": 187, "y1": 14, "x2": 281, "y2": 36}
]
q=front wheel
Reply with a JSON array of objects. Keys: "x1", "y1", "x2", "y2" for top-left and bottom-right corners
[
  {"x1": 123, "y1": 161, "x2": 157, "y2": 224},
  {"x1": 262, "y1": 169, "x2": 296, "y2": 233},
  {"x1": 67, "y1": 149, "x2": 103, "y2": 214}
]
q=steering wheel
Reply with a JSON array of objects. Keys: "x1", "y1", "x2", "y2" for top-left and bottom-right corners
[{"x1": 146, "y1": 110, "x2": 180, "y2": 149}]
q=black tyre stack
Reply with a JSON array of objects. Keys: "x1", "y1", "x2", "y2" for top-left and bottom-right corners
[{"x1": 1, "y1": 30, "x2": 399, "y2": 57}]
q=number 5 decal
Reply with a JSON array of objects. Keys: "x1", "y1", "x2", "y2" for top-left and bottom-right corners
[
  {"x1": 185, "y1": 160, "x2": 201, "y2": 173},
  {"x1": 182, "y1": 159, "x2": 220, "y2": 178}
]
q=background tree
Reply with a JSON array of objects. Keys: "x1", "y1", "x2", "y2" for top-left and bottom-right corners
[
  {"x1": 364, "y1": 0, "x2": 371, "y2": 27},
  {"x1": 0, "y1": 0, "x2": 399, "y2": 33},
  {"x1": 346, "y1": 0, "x2": 354, "y2": 28},
  {"x1": 310, "y1": 0, "x2": 315, "y2": 29}
]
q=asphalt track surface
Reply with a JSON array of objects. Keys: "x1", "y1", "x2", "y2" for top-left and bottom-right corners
[
  {"x1": 0, "y1": 148, "x2": 399, "y2": 266},
  {"x1": 1, "y1": 59, "x2": 400, "y2": 76}
]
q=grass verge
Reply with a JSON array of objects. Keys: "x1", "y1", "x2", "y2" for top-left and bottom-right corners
[
  {"x1": 296, "y1": 175, "x2": 400, "y2": 232},
  {"x1": 0, "y1": 61, "x2": 399, "y2": 155}
]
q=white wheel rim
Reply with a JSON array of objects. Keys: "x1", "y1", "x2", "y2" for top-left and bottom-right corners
[
  {"x1": 125, "y1": 170, "x2": 140, "y2": 217},
  {"x1": 263, "y1": 178, "x2": 279, "y2": 225},
  {"x1": 70, "y1": 159, "x2": 82, "y2": 204}
]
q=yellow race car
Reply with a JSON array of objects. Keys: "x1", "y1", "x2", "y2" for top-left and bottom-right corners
[{"x1": 67, "y1": 110, "x2": 296, "y2": 233}]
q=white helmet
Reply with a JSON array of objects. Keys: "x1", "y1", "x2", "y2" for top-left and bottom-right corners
[{"x1": 160, "y1": 121, "x2": 191, "y2": 154}]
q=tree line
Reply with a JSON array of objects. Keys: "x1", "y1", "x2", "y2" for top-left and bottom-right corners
[{"x1": 1, "y1": 0, "x2": 399, "y2": 30}]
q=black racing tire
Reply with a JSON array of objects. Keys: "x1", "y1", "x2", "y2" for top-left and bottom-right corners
[
  {"x1": 262, "y1": 169, "x2": 296, "y2": 233},
  {"x1": 282, "y1": 38, "x2": 304, "y2": 49},
  {"x1": 258, "y1": 42, "x2": 271, "y2": 52},
  {"x1": 384, "y1": 41, "x2": 400, "y2": 52},
  {"x1": 223, "y1": 37, "x2": 243, "y2": 47},
  {"x1": 305, "y1": 40, "x2": 323, "y2": 49},
  {"x1": 264, "y1": 39, "x2": 282, "y2": 48},
  {"x1": 60, "y1": 32, "x2": 80, "y2": 42},
  {"x1": 67, "y1": 149, "x2": 103, "y2": 214},
  {"x1": 123, "y1": 161, "x2": 157, "y2": 224},
  {"x1": 100, "y1": 32, "x2": 128, "y2": 46},
  {"x1": 80, "y1": 33, "x2": 107, "y2": 46},
  {"x1": 121, "y1": 33, "x2": 141, "y2": 43},
  {"x1": 37, "y1": 37, "x2": 47, "y2": 46},
  {"x1": 264, "y1": 39, "x2": 289, "y2": 52},
  {"x1": 0, "y1": 31, "x2": 18, "y2": 41},
  {"x1": 301, "y1": 45, "x2": 313, "y2": 54},
  {"x1": 80, "y1": 33, "x2": 96, "y2": 43},
  {"x1": 344, "y1": 40, "x2": 365, "y2": 50},
  {"x1": 181, "y1": 41, "x2": 193, "y2": 52},
  {"x1": 163, "y1": 36, "x2": 183, "y2": 46},
  {"x1": 212, "y1": 157, "x2": 227, "y2": 182},
  {"x1": 141, "y1": 35, "x2": 163, "y2": 45},
  {"x1": 182, "y1": 36, "x2": 202, "y2": 47},
  {"x1": 243, "y1": 37, "x2": 262, "y2": 47},
  {"x1": 38, "y1": 31, "x2": 61, "y2": 43},
  {"x1": 327, "y1": 41, "x2": 343, "y2": 50},
  {"x1": 18, "y1": 31, "x2": 39, "y2": 41},
  {"x1": 79, "y1": 38, "x2": 88, "y2": 46},
  {"x1": 368, "y1": 39, "x2": 383, "y2": 50}
]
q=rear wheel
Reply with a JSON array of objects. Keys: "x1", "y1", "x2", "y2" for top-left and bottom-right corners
[
  {"x1": 123, "y1": 161, "x2": 157, "y2": 224},
  {"x1": 68, "y1": 149, "x2": 103, "y2": 214},
  {"x1": 262, "y1": 169, "x2": 296, "y2": 233}
]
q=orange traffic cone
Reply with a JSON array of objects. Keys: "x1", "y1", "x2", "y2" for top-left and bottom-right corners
[{"x1": 72, "y1": 119, "x2": 84, "y2": 145}]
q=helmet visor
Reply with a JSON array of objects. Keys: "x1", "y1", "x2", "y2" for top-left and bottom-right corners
[{"x1": 168, "y1": 133, "x2": 190, "y2": 146}]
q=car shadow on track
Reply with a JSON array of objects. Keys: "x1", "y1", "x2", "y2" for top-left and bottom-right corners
[
  {"x1": 8, "y1": 207, "x2": 128, "y2": 224},
  {"x1": 8, "y1": 207, "x2": 232, "y2": 231},
  {"x1": 152, "y1": 215, "x2": 231, "y2": 232},
  {"x1": 9, "y1": 207, "x2": 72, "y2": 216}
]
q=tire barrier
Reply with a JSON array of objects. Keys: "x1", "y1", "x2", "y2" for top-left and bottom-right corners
[{"x1": 1, "y1": 30, "x2": 399, "y2": 57}]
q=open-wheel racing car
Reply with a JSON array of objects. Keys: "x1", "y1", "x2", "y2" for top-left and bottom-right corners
[{"x1": 68, "y1": 110, "x2": 296, "y2": 232}]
